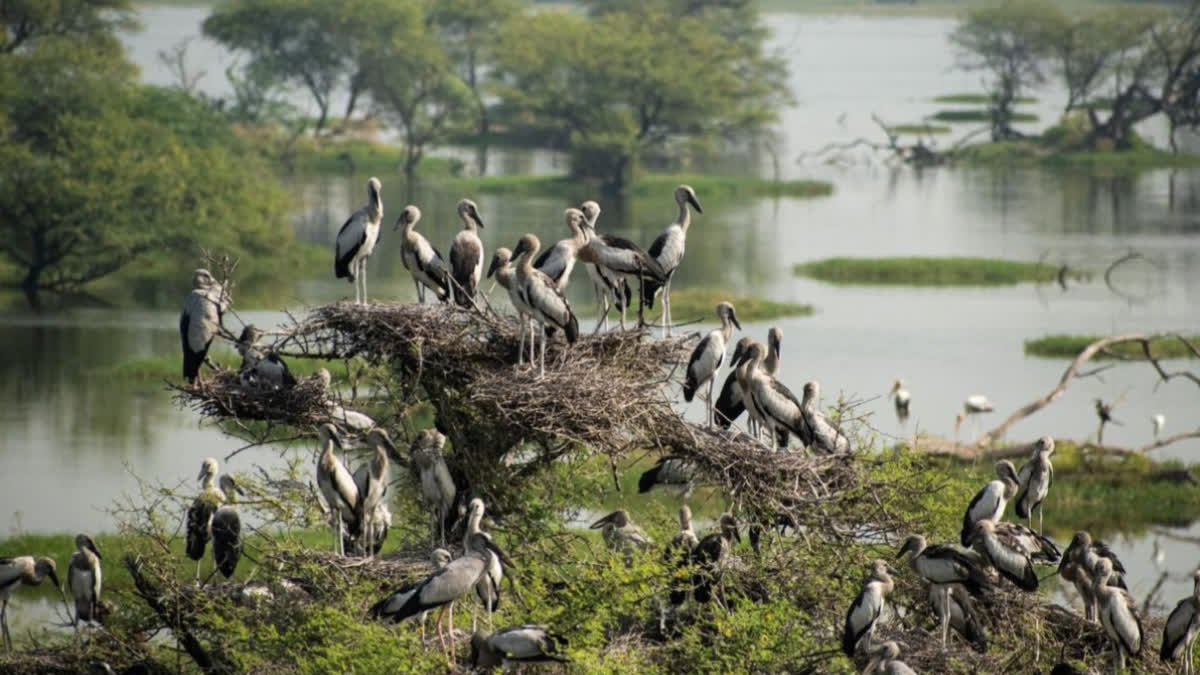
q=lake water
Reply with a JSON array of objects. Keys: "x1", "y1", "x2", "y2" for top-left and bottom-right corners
[{"x1": 1, "y1": 6, "x2": 1198, "y2": 615}]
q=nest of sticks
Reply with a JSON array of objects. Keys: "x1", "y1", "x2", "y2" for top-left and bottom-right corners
[{"x1": 170, "y1": 367, "x2": 331, "y2": 428}]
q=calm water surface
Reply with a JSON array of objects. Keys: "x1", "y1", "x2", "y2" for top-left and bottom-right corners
[{"x1": 1, "y1": 7, "x2": 1198, "y2": 614}]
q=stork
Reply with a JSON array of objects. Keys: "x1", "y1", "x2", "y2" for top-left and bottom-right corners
[
  {"x1": 865, "y1": 641, "x2": 917, "y2": 675},
  {"x1": 578, "y1": 200, "x2": 666, "y2": 332},
  {"x1": 370, "y1": 548, "x2": 451, "y2": 643},
  {"x1": 842, "y1": 559, "x2": 898, "y2": 657},
  {"x1": 671, "y1": 505, "x2": 700, "y2": 553},
  {"x1": 334, "y1": 176, "x2": 384, "y2": 305},
  {"x1": 211, "y1": 474, "x2": 243, "y2": 578},
  {"x1": 590, "y1": 510, "x2": 652, "y2": 566},
  {"x1": 736, "y1": 342, "x2": 812, "y2": 452},
  {"x1": 356, "y1": 428, "x2": 396, "y2": 557},
  {"x1": 411, "y1": 429, "x2": 457, "y2": 547},
  {"x1": 179, "y1": 268, "x2": 229, "y2": 384},
  {"x1": 0, "y1": 555, "x2": 60, "y2": 651},
  {"x1": 1161, "y1": 569, "x2": 1200, "y2": 674},
  {"x1": 714, "y1": 336, "x2": 756, "y2": 432},
  {"x1": 1153, "y1": 413, "x2": 1166, "y2": 440},
  {"x1": 642, "y1": 185, "x2": 703, "y2": 337},
  {"x1": 310, "y1": 368, "x2": 376, "y2": 434},
  {"x1": 889, "y1": 380, "x2": 910, "y2": 424},
  {"x1": 1094, "y1": 557, "x2": 1143, "y2": 673},
  {"x1": 959, "y1": 460, "x2": 1019, "y2": 546},
  {"x1": 683, "y1": 302, "x2": 741, "y2": 427},
  {"x1": 968, "y1": 518, "x2": 1038, "y2": 591},
  {"x1": 186, "y1": 457, "x2": 222, "y2": 579},
  {"x1": 800, "y1": 381, "x2": 851, "y2": 454},
  {"x1": 638, "y1": 456, "x2": 701, "y2": 501},
  {"x1": 448, "y1": 198, "x2": 486, "y2": 308},
  {"x1": 533, "y1": 208, "x2": 588, "y2": 292},
  {"x1": 396, "y1": 205, "x2": 449, "y2": 303},
  {"x1": 684, "y1": 513, "x2": 740, "y2": 606},
  {"x1": 511, "y1": 234, "x2": 580, "y2": 378},
  {"x1": 469, "y1": 625, "x2": 570, "y2": 669},
  {"x1": 990, "y1": 520, "x2": 1061, "y2": 564},
  {"x1": 929, "y1": 582, "x2": 988, "y2": 653},
  {"x1": 1014, "y1": 435, "x2": 1055, "y2": 534},
  {"x1": 368, "y1": 533, "x2": 514, "y2": 663},
  {"x1": 1095, "y1": 398, "x2": 1122, "y2": 445},
  {"x1": 1060, "y1": 531, "x2": 1128, "y2": 622},
  {"x1": 67, "y1": 534, "x2": 102, "y2": 630},
  {"x1": 487, "y1": 247, "x2": 536, "y2": 367},
  {"x1": 955, "y1": 394, "x2": 994, "y2": 441},
  {"x1": 236, "y1": 324, "x2": 295, "y2": 390},
  {"x1": 315, "y1": 423, "x2": 359, "y2": 556},
  {"x1": 351, "y1": 457, "x2": 392, "y2": 557},
  {"x1": 895, "y1": 534, "x2": 992, "y2": 647},
  {"x1": 464, "y1": 498, "x2": 503, "y2": 631}
]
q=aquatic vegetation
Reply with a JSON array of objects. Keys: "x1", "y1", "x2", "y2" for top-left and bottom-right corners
[
  {"x1": 931, "y1": 93, "x2": 1037, "y2": 105},
  {"x1": 450, "y1": 173, "x2": 834, "y2": 200},
  {"x1": 886, "y1": 123, "x2": 952, "y2": 135},
  {"x1": 1025, "y1": 334, "x2": 1200, "y2": 359},
  {"x1": 931, "y1": 109, "x2": 1039, "y2": 123},
  {"x1": 794, "y1": 256, "x2": 1063, "y2": 286},
  {"x1": 644, "y1": 288, "x2": 813, "y2": 323}
]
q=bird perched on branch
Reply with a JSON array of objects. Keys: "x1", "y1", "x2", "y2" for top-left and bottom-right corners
[
  {"x1": 179, "y1": 268, "x2": 229, "y2": 384},
  {"x1": 186, "y1": 457, "x2": 223, "y2": 578},
  {"x1": 683, "y1": 302, "x2": 741, "y2": 428},
  {"x1": 843, "y1": 559, "x2": 898, "y2": 657},
  {"x1": 534, "y1": 207, "x2": 588, "y2": 292},
  {"x1": 334, "y1": 176, "x2": 383, "y2": 305},
  {"x1": 1095, "y1": 398, "x2": 1122, "y2": 444},
  {"x1": 236, "y1": 324, "x2": 295, "y2": 391},
  {"x1": 960, "y1": 460, "x2": 1019, "y2": 546},
  {"x1": 578, "y1": 200, "x2": 666, "y2": 332},
  {"x1": 895, "y1": 534, "x2": 991, "y2": 647},
  {"x1": 411, "y1": 429, "x2": 458, "y2": 547}
]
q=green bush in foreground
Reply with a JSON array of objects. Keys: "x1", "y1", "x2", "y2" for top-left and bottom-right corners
[{"x1": 794, "y1": 257, "x2": 1062, "y2": 286}]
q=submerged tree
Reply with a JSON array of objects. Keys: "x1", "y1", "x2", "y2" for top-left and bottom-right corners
[{"x1": 493, "y1": 1, "x2": 789, "y2": 193}]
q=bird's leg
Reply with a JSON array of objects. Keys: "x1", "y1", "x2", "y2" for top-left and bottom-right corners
[
  {"x1": 195, "y1": 558, "x2": 201, "y2": 580},
  {"x1": 434, "y1": 605, "x2": 447, "y2": 652},
  {"x1": 447, "y1": 601, "x2": 457, "y2": 659},
  {"x1": 1038, "y1": 505, "x2": 1043, "y2": 536},
  {"x1": 942, "y1": 588, "x2": 950, "y2": 647},
  {"x1": 335, "y1": 517, "x2": 344, "y2": 556},
  {"x1": 2, "y1": 599, "x2": 10, "y2": 652},
  {"x1": 361, "y1": 261, "x2": 369, "y2": 305},
  {"x1": 540, "y1": 323, "x2": 548, "y2": 378},
  {"x1": 662, "y1": 279, "x2": 671, "y2": 338}
]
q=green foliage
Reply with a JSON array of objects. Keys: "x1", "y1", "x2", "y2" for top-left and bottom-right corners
[
  {"x1": 0, "y1": 0, "x2": 137, "y2": 55},
  {"x1": 1024, "y1": 334, "x2": 1200, "y2": 359},
  {"x1": 492, "y1": 1, "x2": 790, "y2": 193},
  {"x1": 794, "y1": 256, "x2": 1064, "y2": 286}
]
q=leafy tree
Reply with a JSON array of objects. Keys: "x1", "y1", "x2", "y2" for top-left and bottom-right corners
[
  {"x1": 426, "y1": 0, "x2": 524, "y2": 138},
  {"x1": 950, "y1": 0, "x2": 1063, "y2": 141},
  {"x1": 0, "y1": 0, "x2": 136, "y2": 54},
  {"x1": 203, "y1": 0, "x2": 346, "y2": 133},
  {"x1": 0, "y1": 39, "x2": 291, "y2": 308},
  {"x1": 492, "y1": 2, "x2": 789, "y2": 193}
]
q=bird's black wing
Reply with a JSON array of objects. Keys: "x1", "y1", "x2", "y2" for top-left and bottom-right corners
[
  {"x1": 960, "y1": 487, "x2": 989, "y2": 546},
  {"x1": 186, "y1": 496, "x2": 216, "y2": 561},
  {"x1": 334, "y1": 216, "x2": 364, "y2": 280},
  {"x1": 683, "y1": 335, "x2": 713, "y2": 403},
  {"x1": 713, "y1": 371, "x2": 743, "y2": 429},
  {"x1": 842, "y1": 584, "x2": 877, "y2": 657}
]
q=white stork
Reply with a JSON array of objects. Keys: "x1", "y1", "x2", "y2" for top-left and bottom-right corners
[
  {"x1": 0, "y1": 555, "x2": 60, "y2": 651},
  {"x1": 316, "y1": 424, "x2": 359, "y2": 556},
  {"x1": 959, "y1": 460, "x2": 1019, "y2": 546},
  {"x1": 578, "y1": 200, "x2": 666, "y2": 332},
  {"x1": 842, "y1": 559, "x2": 898, "y2": 657},
  {"x1": 334, "y1": 176, "x2": 384, "y2": 305},
  {"x1": 1014, "y1": 435, "x2": 1055, "y2": 534}
]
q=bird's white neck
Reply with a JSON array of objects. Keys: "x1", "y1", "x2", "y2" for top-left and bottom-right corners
[{"x1": 676, "y1": 200, "x2": 692, "y2": 233}]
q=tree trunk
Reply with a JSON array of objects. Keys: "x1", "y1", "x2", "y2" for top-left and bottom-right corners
[{"x1": 21, "y1": 265, "x2": 42, "y2": 311}]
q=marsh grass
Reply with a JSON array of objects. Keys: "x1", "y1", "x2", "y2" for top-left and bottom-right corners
[
  {"x1": 449, "y1": 173, "x2": 834, "y2": 200},
  {"x1": 794, "y1": 256, "x2": 1064, "y2": 286},
  {"x1": 931, "y1": 93, "x2": 1037, "y2": 104},
  {"x1": 886, "y1": 123, "x2": 952, "y2": 135},
  {"x1": 1025, "y1": 334, "x2": 1200, "y2": 359},
  {"x1": 931, "y1": 109, "x2": 1039, "y2": 123},
  {"x1": 644, "y1": 288, "x2": 814, "y2": 323}
]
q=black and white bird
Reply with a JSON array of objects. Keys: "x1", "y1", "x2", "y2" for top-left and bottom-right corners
[
  {"x1": 1014, "y1": 435, "x2": 1055, "y2": 534},
  {"x1": 464, "y1": 498, "x2": 503, "y2": 631},
  {"x1": 211, "y1": 474, "x2": 243, "y2": 578},
  {"x1": 316, "y1": 424, "x2": 359, "y2": 556},
  {"x1": 959, "y1": 460, "x2": 1019, "y2": 546},
  {"x1": 0, "y1": 555, "x2": 60, "y2": 651},
  {"x1": 349, "y1": 458, "x2": 391, "y2": 557},
  {"x1": 642, "y1": 185, "x2": 703, "y2": 337},
  {"x1": 334, "y1": 176, "x2": 384, "y2": 305},
  {"x1": 236, "y1": 324, "x2": 296, "y2": 391},
  {"x1": 1152, "y1": 413, "x2": 1167, "y2": 441},
  {"x1": 355, "y1": 428, "x2": 396, "y2": 557},
  {"x1": 735, "y1": 342, "x2": 812, "y2": 452},
  {"x1": 955, "y1": 394, "x2": 995, "y2": 440},
  {"x1": 396, "y1": 205, "x2": 449, "y2": 303},
  {"x1": 369, "y1": 533, "x2": 514, "y2": 660},
  {"x1": 800, "y1": 381, "x2": 851, "y2": 454},
  {"x1": 968, "y1": 518, "x2": 1038, "y2": 591},
  {"x1": 1094, "y1": 557, "x2": 1143, "y2": 672},
  {"x1": 411, "y1": 429, "x2": 458, "y2": 547},
  {"x1": 1059, "y1": 531, "x2": 1128, "y2": 622},
  {"x1": 1095, "y1": 398, "x2": 1122, "y2": 444},
  {"x1": 638, "y1": 455, "x2": 701, "y2": 500},
  {"x1": 186, "y1": 457, "x2": 222, "y2": 578},
  {"x1": 511, "y1": 233, "x2": 580, "y2": 378},
  {"x1": 371, "y1": 548, "x2": 451, "y2": 642},
  {"x1": 487, "y1": 247, "x2": 537, "y2": 367},
  {"x1": 895, "y1": 534, "x2": 992, "y2": 647},
  {"x1": 534, "y1": 208, "x2": 588, "y2": 292},
  {"x1": 469, "y1": 625, "x2": 570, "y2": 669},
  {"x1": 714, "y1": 336, "x2": 756, "y2": 432},
  {"x1": 179, "y1": 268, "x2": 229, "y2": 384},
  {"x1": 842, "y1": 559, "x2": 898, "y2": 657},
  {"x1": 449, "y1": 198, "x2": 486, "y2": 308},
  {"x1": 683, "y1": 302, "x2": 741, "y2": 428},
  {"x1": 578, "y1": 200, "x2": 665, "y2": 332},
  {"x1": 888, "y1": 379, "x2": 910, "y2": 424},
  {"x1": 310, "y1": 368, "x2": 376, "y2": 434},
  {"x1": 590, "y1": 509, "x2": 652, "y2": 565},
  {"x1": 991, "y1": 520, "x2": 1060, "y2": 564},
  {"x1": 1161, "y1": 568, "x2": 1200, "y2": 674},
  {"x1": 67, "y1": 534, "x2": 102, "y2": 628},
  {"x1": 864, "y1": 640, "x2": 917, "y2": 675},
  {"x1": 671, "y1": 504, "x2": 700, "y2": 553}
]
